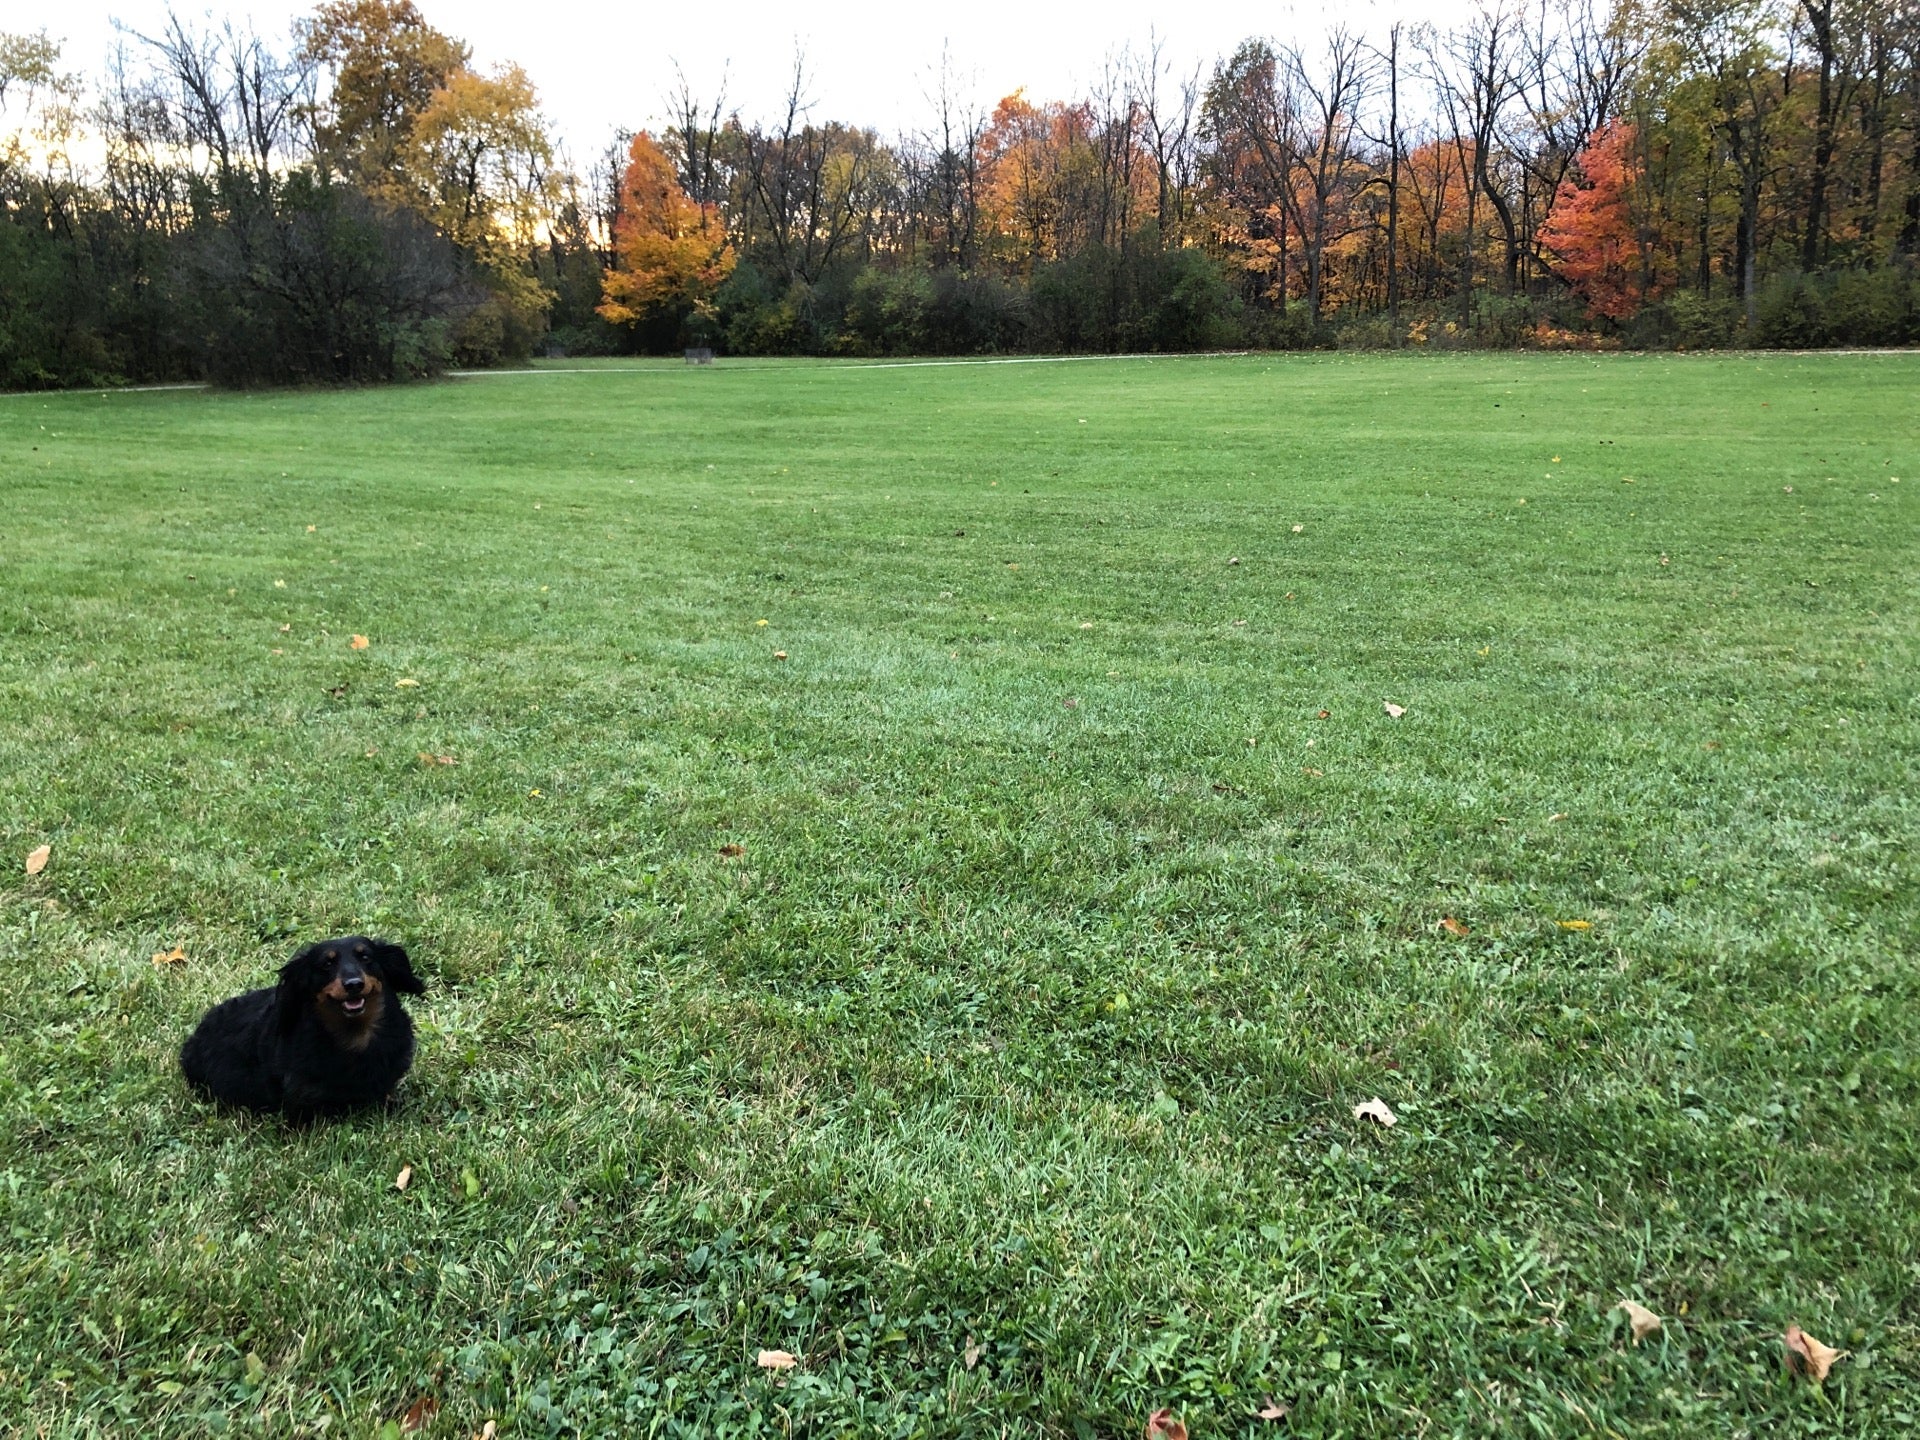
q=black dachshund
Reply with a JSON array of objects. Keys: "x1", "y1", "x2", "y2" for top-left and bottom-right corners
[{"x1": 181, "y1": 936, "x2": 425, "y2": 1119}]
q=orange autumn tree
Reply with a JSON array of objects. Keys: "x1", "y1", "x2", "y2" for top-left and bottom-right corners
[
  {"x1": 1537, "y1": 122, "x2": 1663, "y2": 322},
  {"x1": 598, "y1": 131, "x2": 735, "y2": 333}
]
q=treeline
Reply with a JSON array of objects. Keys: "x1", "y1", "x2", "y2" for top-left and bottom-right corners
[{"x1": 4, "y1": 0, "x2": 1919, "y2": 388}]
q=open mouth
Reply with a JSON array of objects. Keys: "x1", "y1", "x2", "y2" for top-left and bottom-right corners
[{"x1": 341, "y1": 996, "x2": 367, "y2": 1017}]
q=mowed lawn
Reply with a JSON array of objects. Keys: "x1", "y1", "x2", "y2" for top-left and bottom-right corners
[{"x1": 2, "y1": 351, "x2": 1917, "y2": 1437}]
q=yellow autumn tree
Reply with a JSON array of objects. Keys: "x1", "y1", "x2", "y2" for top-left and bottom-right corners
[{"x1": 598, "y1": 131, "x2": 734, "y2": 332}]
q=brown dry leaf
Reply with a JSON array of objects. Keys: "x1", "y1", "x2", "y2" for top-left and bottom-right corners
[
  {"x1": 394, "y1": 1165, "x2": 413, "y2": 1191},
  {"x1": 1062, "y1": 697, "x2": 1079, "y2": 709},
  {"x1": 773, "y1": 651, "x2": 788, "y2": 661},
  {"x1": 756, "y1": 1349, "x2": 799, "y2": 1371},
  {"x1": 1353, "y1": 1097, "x2": 1398, "y2": 1127},
  {"x1": 1439, "y1": 916, "x2": 1471, "y2": 937},
  {"x1": 1302, "y1": 766, "x2": 1323, "y2": 777},
  {"x1": 25, "y1": 844, "x2": 50, "y2": 877},
  {"x1": 349, "y1": 634, "x2": 369, "y2": 650},
  {"x1": 1783, "y1": 1324, "x2": 1845, "y2": 1382},
  {"x1": 417, "y1": 752, "x2": 456, "y2": 767},
  {"x1": 400, "y1": 1395, "x2": 439, "y2": 1432},
  {"x1": 1557, "y1": 919, "x2": 1593, "y2": 931},
  {"x1": 1258, "y1": 1398, "x2": 1290, "y2": 1421},
  {"x1": 151, "y1": 945, "x2": 188, "y2": 967},
  {"x1": 1145, "y1": 1409, "x2": 1188, "y2": 1440},
  {"x1": 1383, "y1": 701, "x2": 1406, "y2": 719},
  {"x1": 1617, "y1": 1300, "x2": 1661, "y2": 1343},
  {"x1": 718, "y1": 843, "x2": 746, "y2": 858},
  {"x1": 964, "y1": 1335, "x2": 981, "y2": 1370},
  {"x1": 1316, "y1": 709, "x2": 1331, "y2": 719}
]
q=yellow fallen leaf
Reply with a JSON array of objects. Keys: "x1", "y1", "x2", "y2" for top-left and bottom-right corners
[
  {"x1": 1548, "y1": 812, "x2": 1567, "y2": 822},
  {"x1": 1557, "y1": 919, "x2": 1592, "y2": 931},
  {"x1": 279, "y1": 624, "x2": 291, "y2": 632},
  {"x1": 773, "y1": 651, "x2": 788, "y2": 661},
  {"x1": 306, "y1": 524, "x2": 316, "y2": 532},
  {"x1": 756, "y1": 619, "x2": 769, "y2": 626},
  {"x1": 1353, "y1": 1097, "x2": 1397, "y2": 1127},
  {"x1": 395, "y1": 1165, "x2": 413, "y2": 1191},
  {"x1": 1291, "y1": 524, "x2": 1305, "y2": 533},
  {"x1": 1079, "y1": 621, "x2": 1094, "y2": 629},
  {"x1": 152, "y1": 945, "x2": 187, "y2": 967},
  {"x1": 1383, "y1": 701, "x2": 1406, "y2": 719},
  {"x1": 1551, "y1": 455, "x2": 1561, "y2": 463},
  {"x1": 396, "y1": 678, "x2": 420, "y2": 688},
  {"x1": 273, "y1": 579, "x2": 286, "y2": 588},
  {"x1": 1617, "y1": 1300, "x2": 1661, "y2": 1343},
  {"x1": 25, "y1": 844, "x2": 50, "y2": 876},
  {"x1": 1783, "y1": 1324, "x2": 1845, "y2": 1382},
  {"x1": 756, "y1": 1349, "x2": 798, "y2": 1371},
  {"x1": 350, "y1": 634, "x2": 369, "y2": 650}
]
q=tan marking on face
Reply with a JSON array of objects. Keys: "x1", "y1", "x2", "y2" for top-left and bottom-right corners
[{"x1": 313, "y1": 973, "x2": 386, "y2": 1050}]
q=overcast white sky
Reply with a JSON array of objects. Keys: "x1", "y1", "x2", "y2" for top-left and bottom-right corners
[{"x1": 30, "y1": 1, "x2": 1483, "y2": 156}]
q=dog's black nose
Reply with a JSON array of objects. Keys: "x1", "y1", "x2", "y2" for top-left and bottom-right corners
[{"x1": 342, "y1": 972, "x2": 366, "y2": 994}]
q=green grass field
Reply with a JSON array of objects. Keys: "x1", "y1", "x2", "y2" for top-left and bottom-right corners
[{"x1": 3, "y1": 351, "x2": 1917, "y2": 1437}]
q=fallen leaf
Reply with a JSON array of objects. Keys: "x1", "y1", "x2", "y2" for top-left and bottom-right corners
[
  {"x1": 1079, "y1": 621, "x2": 1094, "y2": 629},
  {"x1": 1557, "y1": 919, "x2": 1593, "y2": 931},
  {"x1": 1439, "y1": 916, "x2": 1470, "y2": 937},
  {"x1": 1383, "y1": 701, "x2": 1406, "y2": 719},
  {"x1": 400, "y1": 1395, "x2": 439, "y2": 1431},
  {"x1": 395, "y1": 1165, "x2": 413, "y2": 1191},
  {"x1": 395, "y1": 678, "x2": 420, "y2": 688},
  {"x1": 964, "y1": 1335, "x2": 981, "y2": 1370},
  {"x1": 756, "y1": 619, "x2": 769, "y2": 626},
  {"x1": 756, "y1": 1349, "x2": 799, "y2": 1371},
  {"x1": 1353, "y1": 1097, "x2": 1397, "y2": 1127},
  {"x1": 479, "y1": 1422, "x2": 498, "y2": 1440},
  {"x1": 1316, "y1": 709, "x2": 1330, "y2": 719},
  {"x1": 1551, "y1": 455, "x2": 1561, "y2": 463},
  {"x1": 1548, "y1": 812, "x2": 1567, "y2": 822},
  {"x1": 1258, "y1": 1398, "x2": 1290, "y2": 1421},
  {"x1": 350, "y1": 634, "x2": 369, "y2": 650},
  {"x1": 417, "y1": 752, "x2": 456, "y2": 767},
  {"x1": 25, "y1": 844, "x2": 50, "y2": 876},
  {"x1": 718, "y1": 843, "x2": 745, "y2": 858},
  {"x1": 327, "y1": 684, "x2": 348, "y2": 699},
  {"x1": 773, "y1": 651, "x2": 788, "y2": 661},
  {"x1": 1783, "y1": 1324, "x2": 1844, "y2": 1382},
  {"x1": 278, "y1": 624, "x2": 291, "y2": 632},
  {"x1": 1062, "y1": 697, "x2": 1079, "y2": 709},
  {"x1": 1146, "y1": 1409, "x2": 1188, "y2": 1440},
  {"x1": 273, "y1": 579, "x2": 286, "y2": 588},
  {"x1": 244, "y1": 1351, "x2": 268, "y2": 1387},
  {"x1": 152, "y1": 945, "x2": 187, "y2": 967},
  {"x1": 1302, "y1": 766, "x2": 1323, "y2": 776},
  {"x1": 1291, "y1": 524, "x2": 1305, "y2": 533},
  {"x1": 1227, "y1": 556, "x2": 1241, "y2": 565},
  {"x1": 1617, "y1": 1300, "x2": 1661, "y2": 1343},
  {"x1": 306, "y1": 524, "x2": 317, "y2": 532}
]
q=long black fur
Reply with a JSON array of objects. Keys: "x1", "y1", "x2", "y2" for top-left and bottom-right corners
[{"x1": 180, "y1": 936, "x2": 425, "y2": 1120}]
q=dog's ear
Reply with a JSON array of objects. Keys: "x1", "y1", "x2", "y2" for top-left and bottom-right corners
[
  {"x1": 371, "y1": 939, "x2": 426, "y2": 996},
  {"x1": 276, "y1": 943, "x2": 326, "y2": 1033}
]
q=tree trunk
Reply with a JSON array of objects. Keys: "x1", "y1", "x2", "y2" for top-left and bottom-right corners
[{"x1": 1800, "y1": 0, "x2": 1836, "y2": 272}]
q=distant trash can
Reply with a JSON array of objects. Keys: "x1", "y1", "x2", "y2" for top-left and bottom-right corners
[{"x1": 684, "y1": 348, "x2": 714, "y2": 365}]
